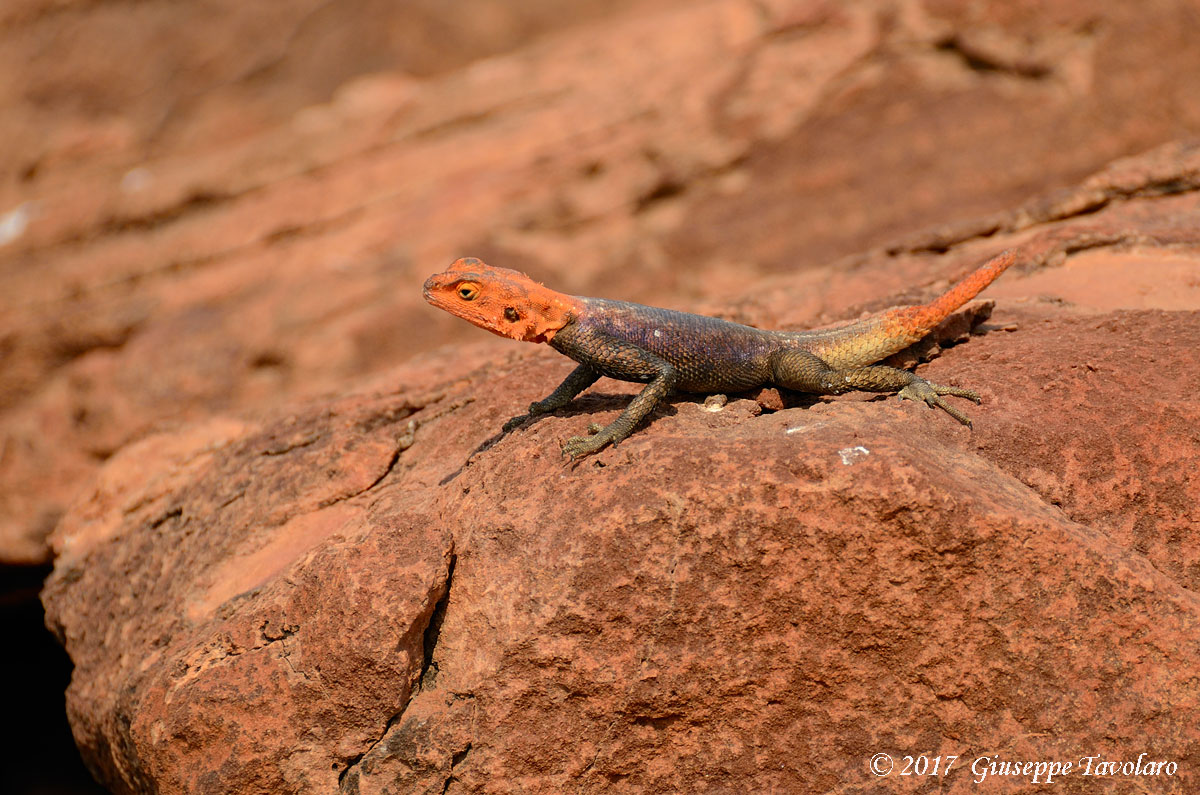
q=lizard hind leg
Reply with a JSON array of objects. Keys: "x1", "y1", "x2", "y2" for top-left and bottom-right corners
[{"x1": 768, "y1": 348, "x2": 981, "y2": 427}]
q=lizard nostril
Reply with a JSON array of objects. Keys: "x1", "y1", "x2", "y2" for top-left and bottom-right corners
[{"x1": 504, "y1": 307, "x2": 520, "y2": 322}]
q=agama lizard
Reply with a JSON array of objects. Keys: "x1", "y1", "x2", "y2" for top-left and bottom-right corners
[{"x1": 423, "y1": 250, "x2": 1016, "y2": 458}]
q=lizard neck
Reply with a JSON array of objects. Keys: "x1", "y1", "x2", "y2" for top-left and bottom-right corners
[
  {"x1": 547, "y1": 318, "x2": 582, "y2": 354},
  {"x1": 522, "y1": 287, "x2": 584, "y2": 344}
]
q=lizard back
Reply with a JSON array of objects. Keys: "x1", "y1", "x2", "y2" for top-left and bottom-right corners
[{"x1": 572, "y1": 297, "x2": 779, "y2": 393}]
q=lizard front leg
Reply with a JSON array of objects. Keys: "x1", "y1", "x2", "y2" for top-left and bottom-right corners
[
  {"x1": 561, "y1": 365, "x2": 676, "y2": 458},
  {"x1": 770, "y1": 348, "x2": 981, "y2": 427},
  {"x1": 548, "y1": 323, "x2": 678, "y2": 458},
  {"x1": 503, "y1": 364, "x2": 601, "y2": 432}
]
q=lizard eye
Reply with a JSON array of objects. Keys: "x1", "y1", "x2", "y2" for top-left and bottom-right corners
[
  {"x1": 457, "y1": 283, "x2": 479, "y2": 301},
  {"x1": 504, "y1": 307, "x2": 520, "y2": 322}
]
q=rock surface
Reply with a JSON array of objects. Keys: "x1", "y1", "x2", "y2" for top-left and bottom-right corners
[
  {"x1": 42, "y1": 134, "x2": 1200, "y2": 792},
  {"x1": 8, "y1": 0, "x2": 1200, "y2": 562},
  {"x1": 10, "y1": 0, "x2": 1200, "y2": 791}
]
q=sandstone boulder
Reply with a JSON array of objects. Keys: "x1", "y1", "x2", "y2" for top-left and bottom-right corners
[{"x1": 43, "y1": 140, "x2": 1200, "y2": 790}]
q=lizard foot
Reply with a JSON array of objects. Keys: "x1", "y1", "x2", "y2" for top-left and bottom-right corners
[
  {"x1": 561, "y1": 428, "x2": 616, "y2": 459},
  {"x1": 897, "y1": 380, "x2": 981, "y2": 428},
  {"x1": 501, "y1": 413, "x2": 532, "y2": 433},
  {"x1": 502, "y1": 399, "x2": 557, "y2": 433}
]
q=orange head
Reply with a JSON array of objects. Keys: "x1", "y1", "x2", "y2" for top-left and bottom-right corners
[{"x1": 423, "y1": 257, "x2": 583, "y2": 343}]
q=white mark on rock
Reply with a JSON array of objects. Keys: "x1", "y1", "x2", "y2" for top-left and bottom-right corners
[
  {"x1": 0, "y1": 202, "x2": 35, "y2": 246},
  {"x1": 785, "y1": 421, "x2": 829, "y2": 434},
  {"x1": 838, "y1": 445, "x2": 870, "y2": 465},
  {"x1": 121, "y1": 167, "x2": 152, "y2": 193}
]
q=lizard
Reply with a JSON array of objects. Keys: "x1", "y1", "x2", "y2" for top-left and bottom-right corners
[{"x1": 423, "y1": 250, "x2": 1017, "y2": 459}]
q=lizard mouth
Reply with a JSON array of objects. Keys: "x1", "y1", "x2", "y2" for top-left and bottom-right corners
[{"x1": 421, "y1": 275, "x2": 443, "y2": 306}]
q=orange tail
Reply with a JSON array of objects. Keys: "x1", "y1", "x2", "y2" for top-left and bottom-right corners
[
  {"x1": 798, "y1": 249, "x2": 1018, "y2": 369},
  {"x1": 895, "y1": 249, "x2": 1018, "y2": 334}
]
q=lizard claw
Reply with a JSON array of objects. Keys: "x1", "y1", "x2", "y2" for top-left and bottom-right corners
[
  {"x1": 898, "y1": 380, "x2": 980, "y2": 427},
  {"x1": 503, "y1": 399, "x2": 558, "y2": 433},
  {"x1": 561, "y1": 430, "x2": 615, "y2": 459},
  {"x1": 502, "y1": 413, "x2": 532, "y2": 433}
]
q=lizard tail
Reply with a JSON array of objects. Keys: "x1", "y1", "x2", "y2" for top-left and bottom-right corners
[
  {"x1": 882, "y1": 248, "x2": 1017, "y2": 341},
  {"x1": 796, "y1": 249, "x2": 1018, "y2": 368}
]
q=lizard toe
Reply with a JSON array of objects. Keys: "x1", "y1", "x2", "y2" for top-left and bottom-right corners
[
  {"x1": 502, "y1": 414, "x2": 531, "y2": 433},
  {"x1": 898, "y1": 381, "x2": 976, "y2": 427},
  {"x1": 561, "y1": 431, "x2": 613, "y2": 459},
  {"x1": 932, "y1": 383, "x2": 981, "y2": 403}
]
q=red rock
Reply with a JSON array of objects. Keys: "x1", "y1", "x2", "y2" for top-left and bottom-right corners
[
  {"x1": 7, "y1": 2, "x2": 1200, "y2": 789},
  {"x1": 8, "y1": 1, "x2": 1200, "y2": 562},
  {"x1": 43, "y1": 140, "x2": 1200, "y2": 789}
]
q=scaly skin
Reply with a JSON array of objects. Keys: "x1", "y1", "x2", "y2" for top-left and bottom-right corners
[{"x1": 423, "y1": 251, "x2": 1017, "y2": 458}]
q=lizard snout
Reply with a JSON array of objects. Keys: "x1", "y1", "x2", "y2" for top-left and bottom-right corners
[{"x1": 421, "y1": 273, "x2": 443, "y2": 304}]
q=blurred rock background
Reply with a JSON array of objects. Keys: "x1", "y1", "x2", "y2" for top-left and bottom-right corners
[{"x1": 3, "y1": 0, "x2": 1200, "y2": 791}]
